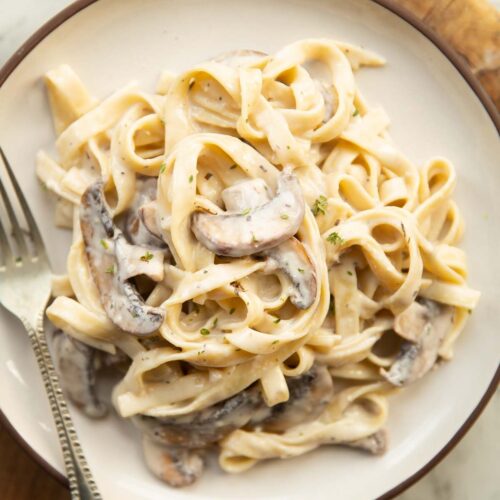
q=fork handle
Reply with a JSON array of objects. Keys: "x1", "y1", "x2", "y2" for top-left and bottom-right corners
[{"x1": 23, "y1": 313, "x2": 102, "y2": 500}]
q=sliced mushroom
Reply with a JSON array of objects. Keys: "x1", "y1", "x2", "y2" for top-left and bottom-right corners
[
  {"x1": 262, "y1": 364, "x2": 333, "y2": 432},
  {"x1": 262, "y1": 238, "x2": 317, "y2": 309},
  {"x1": 135, "y1": 382, "x2": 263, "y2": 449},
  {"x1": 315, "y1": 80, "x2": 335, "y2": 123},
  {"x1": 191, "y1": 169, "x2": 305, "y2": 257},
  {"x1": 343, "y1": 429, "x2": 387, "y2": 455},
  {"x1": 135, "y1": 365, "x2": 333, "y2": 449},
  {"x1": 142, "y1": 437, "x2": 204, "y2": 488},
  {"x1": 221, "y1": 177, "x2": 316, "y2": 308},
  {"x1": 382, "y1": 298, "x2": 454, "y2": 386},
  {"x1": 125, "y1": 178, "x2": 167, "y2": 250},
  {"x1": 52, "y1": 331, "x2": 107, "y2": 418},
  {"x1": 80, "y1": 182, "x2": 165, "y2": 335}
]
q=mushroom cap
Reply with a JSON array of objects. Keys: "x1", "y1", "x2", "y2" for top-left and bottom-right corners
[{"x1": 262, "y1": 237, "x2": 317, "y2": 310}]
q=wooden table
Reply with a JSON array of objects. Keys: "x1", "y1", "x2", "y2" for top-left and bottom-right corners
[{"x1": 1, "y1": 1, "x2": 498, "y2": 499}]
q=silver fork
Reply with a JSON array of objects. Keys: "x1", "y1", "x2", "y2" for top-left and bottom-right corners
[{"x1": 0, "y1": 148, "x2": 101, "y2": 500}]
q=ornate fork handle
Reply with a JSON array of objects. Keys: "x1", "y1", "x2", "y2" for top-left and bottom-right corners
[{"x1": 22, "y1": 312, "x2": 102, "y2": 500}]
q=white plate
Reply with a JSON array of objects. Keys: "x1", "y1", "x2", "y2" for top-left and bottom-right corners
[{"x1": 0, "y1": 1, "x2": 498, "y2": 498}]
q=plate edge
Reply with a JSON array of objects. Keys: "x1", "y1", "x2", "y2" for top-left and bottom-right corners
[{"x1": 0, "y1": 0, "x2": 498, "y2": 497}]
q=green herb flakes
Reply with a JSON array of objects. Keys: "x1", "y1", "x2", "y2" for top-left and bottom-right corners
[
  {"x1": 312, "y1": 195, "x2": 327, "y2": 216},
  {"x1": 326, "y1": 232, "x2": 344, "y2": 245},
  {"x1": 140, "y1": 251, "x2": 154, "y2": 262}
]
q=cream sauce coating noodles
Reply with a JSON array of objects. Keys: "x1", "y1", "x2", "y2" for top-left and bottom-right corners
[{"x1": 38, "y1": 39, "x2": 480, "y2": 482}]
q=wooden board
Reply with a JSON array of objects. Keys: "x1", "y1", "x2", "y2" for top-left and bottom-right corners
[
  {"x1": 0, "y1": 1, "x2": 498, "y2": 499},
  {"x1": 399, "y1": 0, "x2": 500, "y2": 110}
]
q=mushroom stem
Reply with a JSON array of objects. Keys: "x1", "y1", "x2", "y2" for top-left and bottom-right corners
[{"x1": 135, "y1": 365, "x2": 333, "y2": 449}]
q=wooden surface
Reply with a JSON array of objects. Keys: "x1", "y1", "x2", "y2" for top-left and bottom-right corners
[{"x1": 0, "y1": 1, "x2": 498, "y2": 500}]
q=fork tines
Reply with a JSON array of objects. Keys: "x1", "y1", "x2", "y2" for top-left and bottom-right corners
[{"x1": 0, "y1": 147, "x2": 43, "y2": 265}]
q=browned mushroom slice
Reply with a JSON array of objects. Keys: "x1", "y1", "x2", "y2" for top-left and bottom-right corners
[
  {"x1": 135, "y1": 365, "x2": 333, "y2": 450},
  {"x1": 382, "y1": 299, "x2": 454, "y2": 386},
  {"x1": 142, "y1": 437, "x2": 204, "y2": 488},
  {"x1": 135, "y1": 384, "x2": 263, "y2": 449},
  {"x1": 52, "y1": 331, "x2": 107, "y2": 418},
  {"x1": 261, "y1": 365, "x2": 333, "y2": 432},
  {"x1": 125, "y1": 178, "x2": 167, "y2": 250},
  {"x1": 191, "y1": 169, "x2": 305, "y2": 257},
  {"x1": 262, "y1": 238, "x2": 317, "y2": 309},
  {"x1": 80, "y1": 182, "x2": 165, "y2": 335},
  {"x1": 221, "y1": 177, "x2": 316, "y2": 308}
]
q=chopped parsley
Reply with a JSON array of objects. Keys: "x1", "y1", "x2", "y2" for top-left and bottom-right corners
[
  {"x1": 347, "y1": 270, "x2": 353, "y2": 276},
  {"x1": 159, "y1": 161, "x2": 166, "y2": 174},
  {"x1": 273, "y1": 317, "x2": 281, "y2": 324},
  {"x1": 252, "y1": 232, "x2": 258, "y2": 243},
  {"x1": 353, "y1": 108, "x2": 359, "y2": 117},
  {"x1": 311, "y1": 195, "x2": 328, "y2": 216},
  {"x1": 229, "y1": 307, "x2": 236, "y2": 315},
  {"x1": 280, "y1": 213, "x2": 289, "y2": 220},
  {"x1": 272, "y1": 340, "x2": 279, "y2": 345},
  {"x1": 188, "y1": 174, "x2": 194, "y2": 183},
  {"x1": 140, "y1": 251, "x2": 154, "y2": 262},
  {"x1": 241, "y1": 208, "x2": 251, "y2": 216},
  {"x1": 105, "y1": 265, "x2": 115, "y2": 275},
  {"x1": 326, "y1": 232, "x2": 344, "y2": 245},
  {"x1": 298, "y1": 268, "x2": 304, "y2": 273},
  {"x1": 212, "y1": 317, "x2": 218, "y2": 328},
  {"x1": 100, "y1": 239, "x2": 109, "y2": 250},
  {"x1": 200, "y1": 328, "x2": 210, "y2": 336}
]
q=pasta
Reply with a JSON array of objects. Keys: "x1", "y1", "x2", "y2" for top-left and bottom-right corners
[{"x1": 37, "y1": 39, "x2": 480, "y2": 487}]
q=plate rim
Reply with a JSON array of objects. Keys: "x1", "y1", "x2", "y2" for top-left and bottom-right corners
[{"x1": 0, "y1": 0, "x2": 498, "y2": 498}]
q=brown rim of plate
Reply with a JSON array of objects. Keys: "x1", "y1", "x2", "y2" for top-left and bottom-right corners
[{"x1": 0, "y1": 0, "x2": 498, "y2": 496}]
